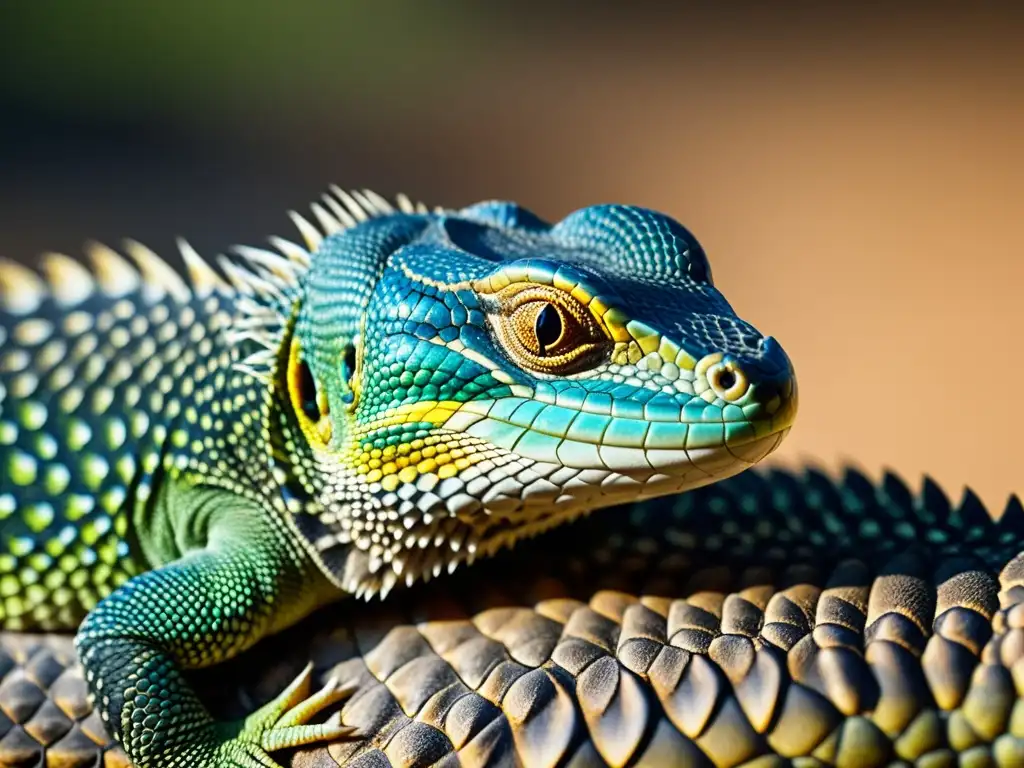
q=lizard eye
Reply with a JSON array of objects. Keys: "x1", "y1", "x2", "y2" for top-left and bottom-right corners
[
  {"x1": 488, "y1": 284, "x2": 609, "y2": 375},
  {"x1": 287, "y1": 340, "x2": 332, "y2": 445},
  {"x1": 294, "y1": 359, "x2": 321, "y2": 422}
]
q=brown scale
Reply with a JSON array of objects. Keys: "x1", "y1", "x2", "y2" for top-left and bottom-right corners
[
  {"x1": 4, "y1": 547, "x2": 1024, "y2": 766},
  {"x1": 0, "y1": 636, "x2": 129, "y2": 767}
]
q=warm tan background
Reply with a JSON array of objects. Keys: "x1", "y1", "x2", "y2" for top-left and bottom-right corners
[{"x1": 1, "y1": 3, "x2": 1021, "y2": 511}]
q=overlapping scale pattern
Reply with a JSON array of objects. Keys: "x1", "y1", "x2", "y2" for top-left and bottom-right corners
[
  {"x1": 4, "y1": 467, "x2": 1022, "y2": 767},
  {"x1": 0, "y1": 635, "x2": 128, "y2": 767}
]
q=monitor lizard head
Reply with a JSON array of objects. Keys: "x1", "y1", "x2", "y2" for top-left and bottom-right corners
[{"x1": 277, "y1": 198, "x2": 797, "y2": 596}]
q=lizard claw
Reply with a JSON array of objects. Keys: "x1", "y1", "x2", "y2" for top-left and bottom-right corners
[{"x1": 218, "y1": 663, "x2": 359, "y2": 764}]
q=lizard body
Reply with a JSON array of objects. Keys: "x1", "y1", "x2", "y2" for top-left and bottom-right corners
[{"x1": 0, "y1": 189, "x2": 796, "y2": 766}]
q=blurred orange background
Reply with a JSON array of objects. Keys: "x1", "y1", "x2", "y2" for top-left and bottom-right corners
[{"x1": 1, "y1": 3, "x2": 1021, "y2": 511}]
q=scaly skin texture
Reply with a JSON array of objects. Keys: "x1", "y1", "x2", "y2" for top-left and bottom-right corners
[
  {"x1": 2, "y1": 466, "x2": 1023, "y2": 767},
  {"x1": 0, "y1": 188, "x2": 796, "y2": 767}
]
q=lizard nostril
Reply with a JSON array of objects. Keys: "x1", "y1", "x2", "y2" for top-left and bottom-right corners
[
  {"x1": 715, "y1": 369, "x2": 736, "y2": 391},
  {"x1": 707, "y1": 362, "x2": 749, "y2": 402}
]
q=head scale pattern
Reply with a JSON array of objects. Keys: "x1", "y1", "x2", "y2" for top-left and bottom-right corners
[{"x1": 278, "y1": 199, "x2": 798, "y2": 597}]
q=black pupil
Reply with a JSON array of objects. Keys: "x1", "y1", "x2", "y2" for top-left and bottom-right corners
[
  {"x1": 343, "y1": 344, "x2": 357, "y2": 383},
  {"x1": 535, "y1": 303, "x2": 562, "y2": 352},
  {"x1": 296, "y1": 360, "x2": 320, "y2": 421},
  {"x1": 717, "y1": 370, "x2": 736, "y2": 390}
]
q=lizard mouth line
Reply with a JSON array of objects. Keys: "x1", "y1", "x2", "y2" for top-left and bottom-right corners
[
  {"x1": 357, "y1": 390, "x2": 797, "y2": 455},
  {"x1": 453, "y1": 399, "x2": 796, "y2": 453}
]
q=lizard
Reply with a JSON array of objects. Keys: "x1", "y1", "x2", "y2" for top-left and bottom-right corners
[
  {"x1": 4, "y1": 190, "x2": 1023, "y2": 768},
  {"x1": 0, "y1": 187, "x2": 800, "y2": 768}
]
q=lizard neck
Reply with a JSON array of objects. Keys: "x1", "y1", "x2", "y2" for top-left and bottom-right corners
[{"x1": 127, "y1": 289, "x2": 294, "y2": 568}]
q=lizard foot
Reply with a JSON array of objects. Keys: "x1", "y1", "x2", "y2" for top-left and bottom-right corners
[{"x1": 214, "y1": 662, "x2": 357, "y2": 767}]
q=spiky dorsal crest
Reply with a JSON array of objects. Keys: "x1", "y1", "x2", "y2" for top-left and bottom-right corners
[{"x1": 0, "y1": 186, "x2": 439, "y2": 384}]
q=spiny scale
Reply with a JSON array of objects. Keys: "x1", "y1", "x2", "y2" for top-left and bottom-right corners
[
  {"x1": 0, "y1": 185, "x2": 424, "y2": 316},
  {"x1": 0, "y1": 186, "x2": 422, "y2": 631}
]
